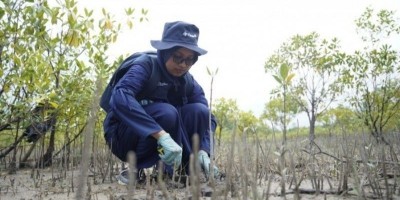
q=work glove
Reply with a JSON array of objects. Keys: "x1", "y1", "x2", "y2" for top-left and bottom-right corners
[
  {"x1": 198, "y1": 150, "x2": 220, "y2": 179},
  {"x1": 157, "y1": 133, "x2": 182, "y2": 166}
]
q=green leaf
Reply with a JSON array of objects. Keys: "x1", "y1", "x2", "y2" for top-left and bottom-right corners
[
  {"x1": 64, "y1": 29, "x2": 80, "y2": 47},
  {"x1": 68, "y1": 13, "x2": 76, "y2": 26},
  {"x1": 51, "y1": 8, "x2": 60, "y2": 24},
  {"x1": 127, "y1": 20, "x2": 133, "y2": 29},
  {"x1": 76, "y1": 60, "x2": 85, "y2": 70},
  {"x1": 272, "y1": 75, "x2": 282, "y2": 84},
  {"x1": 125, "y1": 8, "x2": 134, "y2": 15},
  {"x1": 0, "y1": 9, "x2": 4, "y2": 19},
  {"x1": 3, "y1": 83, "x2": 9, "y2": 93},
  {"x1": 280, "y1": 63, "x2": 289, "y2": 79},
  {"x1": 49, "y1": 101, "x2": 59, "y2": 109}
]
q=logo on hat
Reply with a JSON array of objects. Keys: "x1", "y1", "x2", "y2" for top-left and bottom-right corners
[{"x1": 183, "y1": 31, "x2": 197, "y2": 38}]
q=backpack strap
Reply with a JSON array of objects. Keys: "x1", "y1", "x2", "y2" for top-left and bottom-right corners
[{"x1": 135, "y1": 53, "x2": 160, "y2": 100}]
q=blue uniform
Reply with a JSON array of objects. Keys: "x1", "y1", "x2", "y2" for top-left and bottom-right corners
[{"x1": 103, "y1": 57, "x2": 217, "y2": 170}]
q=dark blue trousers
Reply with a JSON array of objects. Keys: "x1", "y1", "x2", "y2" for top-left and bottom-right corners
[{"x1": 104, "y1": 102, "x2": 211, "y2": 170}]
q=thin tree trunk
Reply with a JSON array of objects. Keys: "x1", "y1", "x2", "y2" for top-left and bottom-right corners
[{"x1": 38, "y1": 116, "x2": 57, "y2": 168}]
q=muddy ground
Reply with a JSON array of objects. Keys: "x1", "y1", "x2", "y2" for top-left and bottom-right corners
[{"x1": 1, "y1": 167, "x2": 382, "y2": 200}]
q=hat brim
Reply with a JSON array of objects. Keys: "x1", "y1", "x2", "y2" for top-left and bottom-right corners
[{"x1": 151, "y1": 40, "x2": 207, "y2": 55}]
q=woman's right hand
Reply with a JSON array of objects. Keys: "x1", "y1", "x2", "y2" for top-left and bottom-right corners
[{"x1": 155, "y1": 132, "x2": 182, "y2": 166}]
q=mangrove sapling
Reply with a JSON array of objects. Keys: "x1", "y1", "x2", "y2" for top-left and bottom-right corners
[
  {"x1": 76, "y1": 77, "x2": 102, "y2": 199},
  {"x1": 207, "y1": 66, "x2": 218, "y2": 186}
]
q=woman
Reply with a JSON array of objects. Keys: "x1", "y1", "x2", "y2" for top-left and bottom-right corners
[{"x1": 103, "y1": 21, "x2": 220, "y2": 184}]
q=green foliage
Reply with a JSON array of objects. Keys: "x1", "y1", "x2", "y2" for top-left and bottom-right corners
[
  {"x1": 0, "y1": 0, "x2": 147, "y2": 163},
  {"x1": 212, "y1": 98, "x2": 239, "y2": 144},
  {"x1": 344, "y1": 8, "x2": 400, "y2": 142},
  {"x1": 212, "y1": 97, "x2": 269, "y2": 143},
  {"x1": 265, "y1": 61, "x2": 296, "y2": 142},
  {"x1": 265, "y1": 32, "x2": 344, "y2": 142},
  {"x1": 236, "y1": 110, "x2": 259, "y2": 133},
  {"x1": 355, "y1": 7, "x2": 400, "y2": 44},
  {"x1": 317, "y1": 105, "x2": 364, "y2": 135},
  {"x1": 261, "y1": 95, "x2": 302, "y2": 130}
]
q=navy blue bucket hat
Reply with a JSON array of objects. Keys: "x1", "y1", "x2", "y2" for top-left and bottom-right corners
[{"x1": 151, "y1": 21, "x2": 207, "y2": 55}]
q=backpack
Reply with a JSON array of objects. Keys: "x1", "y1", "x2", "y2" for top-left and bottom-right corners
[{"x1": 99, "y1": 51, "x2": 194, "y2": 112}]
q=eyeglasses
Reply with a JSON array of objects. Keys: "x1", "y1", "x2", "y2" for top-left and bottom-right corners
[{"x1": 171, "y1": 54, "x2": 195, "y2": 66}]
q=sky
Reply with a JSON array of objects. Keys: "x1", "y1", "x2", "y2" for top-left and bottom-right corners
[{"x1": 80, "y1": 0, "x2": 399, "y2": 119}]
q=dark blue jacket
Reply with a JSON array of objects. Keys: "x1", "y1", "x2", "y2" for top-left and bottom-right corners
[{"x1": 107, "y1": 56, "x2": 217, "y2": 146}]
